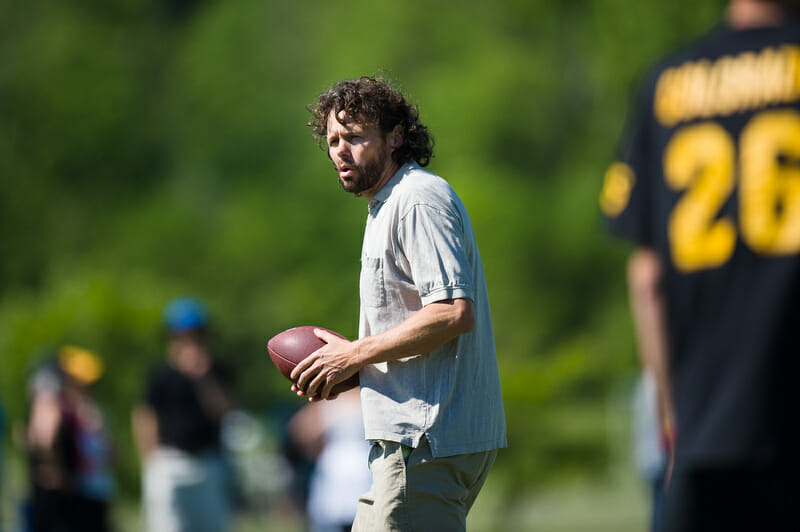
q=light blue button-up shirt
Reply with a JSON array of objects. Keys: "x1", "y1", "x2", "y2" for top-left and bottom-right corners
[{"x1": 358, "y1": 162, "x2": 507, "y2": 458}]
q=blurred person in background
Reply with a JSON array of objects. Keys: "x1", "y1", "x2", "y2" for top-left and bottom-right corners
[
  {"x1": 132, "y1": 297, "x2": 234, "y2": 532},
  {"x1": 288, "y1": 388, "x2": 371, "y2": 532},
  {"x1": 25, "y1": 345, "x2": 115, "y2": 532},
  {"x1": 600, "y1": 1, "x2": 800, "y2": 530}
]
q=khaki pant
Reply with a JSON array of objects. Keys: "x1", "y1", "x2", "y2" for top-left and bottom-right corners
[{"x1": 352, "y1": 439, "x2": 497, "y2": 532}]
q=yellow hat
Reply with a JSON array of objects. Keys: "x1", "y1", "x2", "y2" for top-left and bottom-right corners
[{"x1": 58, "y1": 345, "x2": 104, "y2": 386}]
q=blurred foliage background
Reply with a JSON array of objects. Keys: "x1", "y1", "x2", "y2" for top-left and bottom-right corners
[{"x1": 0, "y1": 0, "x2": 727, "y2": 529}]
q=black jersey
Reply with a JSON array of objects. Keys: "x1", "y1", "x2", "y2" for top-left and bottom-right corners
[
  {"x1": 145, "y1": 364, "x2": 226, "y2": 454},
  {"x1": 601, "y1": 20, "x2": 800, "y2": 466}
]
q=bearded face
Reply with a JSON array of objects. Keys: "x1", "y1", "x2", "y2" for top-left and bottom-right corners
[
  {"x1": 326, "y1": 111, "x2": 399, "y2": 199},
  {"x1": 335, "y1": 146, "x2": 389, "y2": 196}
]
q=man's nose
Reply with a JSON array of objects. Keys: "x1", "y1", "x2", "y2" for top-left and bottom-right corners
[{"x1": 333, "y1": 141, "x2": 351, "y2": 161}]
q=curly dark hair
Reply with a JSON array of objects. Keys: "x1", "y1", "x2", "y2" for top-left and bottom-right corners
[{"x1": 308, "y1": 76, "x2": 434, "y2": 167}]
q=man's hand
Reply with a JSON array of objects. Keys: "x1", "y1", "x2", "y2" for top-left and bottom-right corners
[{"x1": 290, "y1": 328, "x2": 361, "y2": 401}]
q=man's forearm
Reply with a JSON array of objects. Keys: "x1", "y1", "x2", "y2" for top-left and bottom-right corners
[
  {"x1": 354, "y1": 298, "x2": 475, "y2": 366},
  {"x1": 292, "y1": 298, "x2": 475, "y2": 400},
  {"x1": 131, "y1": 406, "x2": 158, "y2": 461},
  {"x1": 195, "y1": 377, "x2": 233, "y2": 421},
  {"x1": 627, "y1": 248, "x2": 674, "y2": 436}
]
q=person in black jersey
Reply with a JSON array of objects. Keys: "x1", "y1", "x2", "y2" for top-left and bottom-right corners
[
  {"x1": 600, "y1": 1, "x2": 800, "y2": 530},
  {"x1": 132, "y1": 298, "x2": 234, "y2": 532}
]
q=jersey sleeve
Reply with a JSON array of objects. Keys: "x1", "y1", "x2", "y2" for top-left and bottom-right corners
[
  {"x1": 600, "y1": 74, "x2": 658, "y2": 247},
  {"x1": 397, "y1": 202, "x2": 475, "y2": 306}
]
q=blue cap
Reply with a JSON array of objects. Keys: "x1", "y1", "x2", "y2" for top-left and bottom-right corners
[{"x1": 163, "y1": 297, "x2": 208, "y2": 333}]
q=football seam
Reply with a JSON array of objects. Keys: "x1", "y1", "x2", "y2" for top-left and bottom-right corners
[{"x1": 268, "y1": 347, "x2": 299, "y2": 367}]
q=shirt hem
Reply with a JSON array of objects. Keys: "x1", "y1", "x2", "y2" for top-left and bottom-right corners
[
  {"x1": 430, "y1": 437, "x2": 508, "y2": 458},
  {"x1": 365, "y1": 431, "x2": 507, "y2": 458}
]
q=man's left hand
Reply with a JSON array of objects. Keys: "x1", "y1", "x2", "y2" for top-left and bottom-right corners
[{"x1": 290, "y1": 328, "x2": 361, "y2": 401}]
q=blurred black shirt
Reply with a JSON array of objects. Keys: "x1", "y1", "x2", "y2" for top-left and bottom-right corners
[{"x1": 145, "y1": 364, "x2": 226, "y2": 454}]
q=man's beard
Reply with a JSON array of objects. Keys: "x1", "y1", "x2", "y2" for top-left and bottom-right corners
[{"x1": 338, "y1": 152, "x2": 387, "y2": 197}]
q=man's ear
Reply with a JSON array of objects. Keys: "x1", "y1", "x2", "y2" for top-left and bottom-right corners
[{"x1": 388, "y1": 124, "x2": 403, "y2": 149}]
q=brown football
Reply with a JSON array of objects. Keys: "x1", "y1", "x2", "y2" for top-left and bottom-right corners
[{"x1": 266, "y1": 325, "x2": 359, "y2": 396}]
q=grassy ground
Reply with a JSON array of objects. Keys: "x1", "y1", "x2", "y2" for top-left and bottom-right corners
[
  {"x1": 113, "y1": 501, "x2": 308, "y2": 532},
  {"x1": 2, "y1": 456, "x2": 649, "y2": 532},
  {"x1": 108, "y1": 472, "x2": 647, "y2": 532}
]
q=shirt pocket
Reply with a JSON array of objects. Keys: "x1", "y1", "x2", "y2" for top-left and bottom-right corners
[{"x1": 360, "y1": 256, "x2": 386, "y2": 308}]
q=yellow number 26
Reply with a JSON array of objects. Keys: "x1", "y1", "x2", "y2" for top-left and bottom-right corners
[{"x1": 664, "y1": 109, "x2": 800, "y2": 273}]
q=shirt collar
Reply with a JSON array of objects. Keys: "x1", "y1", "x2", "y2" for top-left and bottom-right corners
[{"x1": 368, "y1": 162, "x2": 419, "y2": 212}]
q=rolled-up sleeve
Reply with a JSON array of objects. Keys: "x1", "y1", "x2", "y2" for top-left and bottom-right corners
[{"x1": 398, "y1": 203, "x2": 475, "y2": 306}]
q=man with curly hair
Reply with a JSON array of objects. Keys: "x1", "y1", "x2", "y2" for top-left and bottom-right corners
[{"x1": 292, "y1": 76, "x2": 507, "y2": 530}]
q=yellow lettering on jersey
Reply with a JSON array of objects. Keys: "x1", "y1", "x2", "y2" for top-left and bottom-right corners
[
  {"x1": 600, "y1": 162, "x2": 635, "y2": 217},
  {"x1": 654, "y1": 45, "x2": 800, "y2": 127},
  {"x1": 664, "y1": 122, "x2": 737, "y2": 272}
]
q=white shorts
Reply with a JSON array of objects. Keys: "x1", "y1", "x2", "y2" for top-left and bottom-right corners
[{"x1": 143, "y1": 448, "x2": 230, "y2": 532}]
